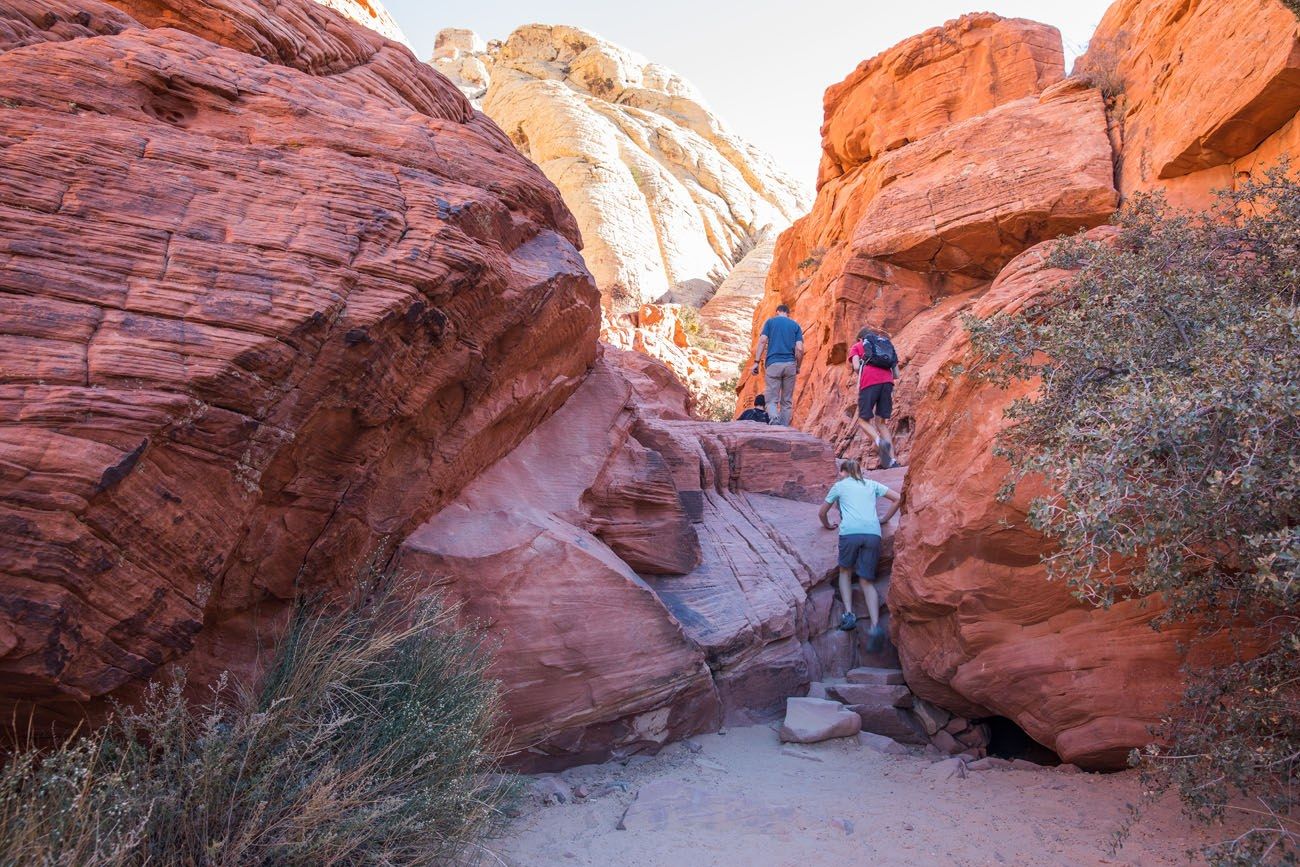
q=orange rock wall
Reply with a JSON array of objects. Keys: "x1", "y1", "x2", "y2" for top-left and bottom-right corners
[
  {"x1": 885, "y1": 0, "x2": 1297, "y2": 768},
  {"x1": 739, "y1": 16, "x2": 1115, "y2": 463},
  {"x1": 1080, "y1": 0, "x2": 1300, "y2": 204}
]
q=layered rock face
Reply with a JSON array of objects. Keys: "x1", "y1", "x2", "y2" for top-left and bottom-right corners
[
  {"x1": 872, "y1": 2, "x2": 1299, "y2": 769},
  {"x1": 433, "y1": 24, "x2": 809, "y2": 316},
  {"x1": 0, "y1": 0, "x2": 598, "y2": 723},
  {"x1": 739, "y1": 15, "x2": 1116, "y2": 461},
  {"x1": 1078, "y1": 0, "x2": 1300, "y2": 204},
  {"x1": 315, "y1": 0, "x2": 412, "y2": 49},
  {"x1": 399, "y1": 347, "x2": 903, "y2": 769}
]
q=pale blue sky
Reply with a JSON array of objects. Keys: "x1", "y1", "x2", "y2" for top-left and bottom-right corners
[{"x1": 384, "y1": 1, "x2": 1114, "y2": 187}]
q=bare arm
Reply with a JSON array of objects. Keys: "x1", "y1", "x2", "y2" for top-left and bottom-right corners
[
  {"x1": 751, "y1": 335, "x2": 768, "y2": 373},
  {"x1": 819, "y1": 500, "x2": 837, "y2": 530},
  {"x1": 879, "y1": 487, "x2": 902, "y2": 525},
  {"x1": 794, "y1": 339, "x2": 805, "y2": 371}
]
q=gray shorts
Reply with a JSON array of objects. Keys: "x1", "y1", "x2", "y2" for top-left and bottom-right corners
[{"x1": 837, "y1": 533, "x2": 882, "y2": 582}]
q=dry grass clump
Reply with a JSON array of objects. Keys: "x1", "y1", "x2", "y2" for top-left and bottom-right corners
[{"x1": 0, "y1": 573, "x2": 508, "y2": 866}]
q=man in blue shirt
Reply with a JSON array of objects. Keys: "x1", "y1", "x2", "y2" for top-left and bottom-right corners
[
  {"x1": 819, "y1": 458, "x2": 901, "y2": 651},
  {"x1": 750, "y1": 304, "x2": 804, "y2": 426}
]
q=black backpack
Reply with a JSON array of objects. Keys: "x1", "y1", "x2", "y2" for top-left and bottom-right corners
[{"x1": 863, "y1": 334, "x2": 898, "y2": 369}]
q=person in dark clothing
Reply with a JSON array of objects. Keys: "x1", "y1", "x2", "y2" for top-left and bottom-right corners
[{"x1": 737, "y1": 394, "x2": 771, "y2": 424}]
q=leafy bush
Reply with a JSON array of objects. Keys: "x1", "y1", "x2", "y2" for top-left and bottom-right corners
[
  {"x1": 0, "y1": 574, "x2": 508, "y2": 866},
  {"x1": 964, "y1": 166, "x2": 1299, "y2": 864}
]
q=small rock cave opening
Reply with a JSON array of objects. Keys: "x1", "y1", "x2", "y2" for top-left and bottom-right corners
[{"x1": 982, "y1": 716, "x2": 1061, "y2": 766}]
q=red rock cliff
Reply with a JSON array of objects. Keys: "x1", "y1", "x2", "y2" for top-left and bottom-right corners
[
  {"x1": 806, "y1": 0, "x2": 1294, "y2": 769},
  {"x1": 739, "y1": 14, "x2": 1116, "y2": 462},
  {"x1": 0, "y1": 0, "x2": 599, "y2": 724}
]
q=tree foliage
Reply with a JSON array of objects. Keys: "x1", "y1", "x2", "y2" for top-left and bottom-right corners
[{"x1": 965, "y1": 166, "x2": 1299, "y2": 864}]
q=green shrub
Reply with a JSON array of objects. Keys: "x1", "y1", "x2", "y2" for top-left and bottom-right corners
[
  {"x1": 0, "y1": 573, "x2": 508, "y2": 866},
  {"x1": 964, "y1": 165, "x2": 1299, "y2": 864}
]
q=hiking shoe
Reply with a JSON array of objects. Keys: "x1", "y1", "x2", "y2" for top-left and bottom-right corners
[
  {"x1": 877, "y1": 440, "x2": 894, "y2": 469},
  {"x1": 866, "y1": 623, "x2": 886, "y2": 653},
  {"x1": 838, "y1": 612, "x2": 859, "y2": 632}
]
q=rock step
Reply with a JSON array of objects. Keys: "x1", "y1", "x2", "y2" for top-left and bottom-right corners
[
  {"x1": 778, "y1": 697, "x2": 862, "y2": 744},
  {"x1": 846, "y1": 666, "x2": 905, "y2": 685},
  {"x1": 825, "y1": 682, "x2": 912, "y2": 708}
]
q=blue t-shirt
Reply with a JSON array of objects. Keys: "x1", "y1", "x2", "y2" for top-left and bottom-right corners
[
  {"x1": 760, "y1": 316, "x2": 804, "y2": 364},
  {"x1": 825, "y1": 477, "x2": 889, "y2": 537}
]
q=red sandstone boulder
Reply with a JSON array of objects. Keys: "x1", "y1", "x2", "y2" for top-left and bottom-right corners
[
  {"x1": 397, "y1": 347, "x2": 883, "y2": 767},
  {"x1": 888, "y1": 234, "x2": 1244, "y2": 769},
  {"x1": 1079, "y1": 0, "x2": 1300, "y2": 204},
  {"x1": 0, "y1": 0, "x2": 598, "y2": 724},
  {"x1": 819, "y1": 13, "x2": 1063, "y2": 188}
]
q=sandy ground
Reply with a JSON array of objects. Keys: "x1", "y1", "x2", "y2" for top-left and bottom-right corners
[{"x1": 484, "y1": 725, "x2": 1223, "y2": 867}]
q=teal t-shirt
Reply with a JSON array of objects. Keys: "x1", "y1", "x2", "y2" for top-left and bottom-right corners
[{"x1": 825, "y1": 477, "x2": 888, "y2": 537}]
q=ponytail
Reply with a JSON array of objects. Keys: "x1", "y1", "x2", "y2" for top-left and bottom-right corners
[{"x1": 840, "y1": 458, "x2": 864, "y2": 482}]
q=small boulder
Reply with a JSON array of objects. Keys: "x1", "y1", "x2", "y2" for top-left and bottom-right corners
[
  {"x1": 826, "y1": 682, "x2": 912, "y2": 708},
  {"x1": 930, "y1": 730, "x2": 964, "y2": 755},
  {"x1": 910, "y1": 698, "x2": 952, "y2": 736},
  {"x1": 846, "y1": 667, "x2": 906, "y2": 685},
  {"x1": 956, "y1": 723, "x2": 991, "y2": 748},
  {"x1": 852, "y1": 704, "x2": 929, "y2": 744},
  {"x1": 1010, "y1": 758, "x2": 1044, "y2": 772},
  {"x1": 857, "y1": 731, "x2": 911, "y2": 755},
  {"x1": 1055, "y1": 763, "x2": 1083, "y2": 774},
  {"x1": 778, "y1": 697, "x2": 862, "y2": 744}
]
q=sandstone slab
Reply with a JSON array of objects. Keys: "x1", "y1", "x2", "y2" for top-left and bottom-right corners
[
  {"x1": 846, "y1": 666, "x2": 906, "y2": 685},
  {"x1": 778, "y1": 697, "x2": 862, "y2": 744}
]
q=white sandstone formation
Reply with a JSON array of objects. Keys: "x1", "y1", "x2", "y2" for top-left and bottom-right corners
[
  {"x1": 432, "y1": 24, "x2": 810, "y2": 313},
  {"x1": 316, "y1": 0, "x2": 412, "y2": 49}
]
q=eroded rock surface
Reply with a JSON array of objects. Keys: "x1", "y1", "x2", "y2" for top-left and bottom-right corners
[
  {"x1": 0, "y1": 0, "x2": 598, "y2": 723},
  {"x1": 889, "y1": 235, "x2": 1245, "y2": 769},
  {"x1": 739, "y1": 17, "x2": 1115, "y2": 460},
  {"x1": 432, "y1": 24, "x2": 809, "y2": 315},
  {"x1": 1078, "y1": 0, "x2": 1300, "y2": 204},
  {"x1": 398, "y1": 348, "x2": 907, "y2": 768}
]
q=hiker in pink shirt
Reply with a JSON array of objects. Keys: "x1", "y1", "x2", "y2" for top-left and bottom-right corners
[{"x1": 848, "y1": 327, "x2": 900, "y2": 469}]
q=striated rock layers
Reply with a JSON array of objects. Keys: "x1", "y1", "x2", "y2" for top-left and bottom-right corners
[
  {"x1": 399, "y1": 347, "x2": 904, "y2": 770},
  {"x1": 799, "y1": 2, "x2": 1299, "y2": 769},
  {"x1": 0, "y1": 0, "x2": 599, "y2": 724},
  {"x1": 739, "y1": 14, "x2": 1116, "y2": 460},
  {"x1": 432, "y1": 24, "x2": 810, "y2": 316},
  {"x1": 1077, "y1": 0, "x2": 1300, "y2": 205}
]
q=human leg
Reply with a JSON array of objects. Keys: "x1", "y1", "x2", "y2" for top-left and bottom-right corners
[
  {"x1": 837, "y1": 536, "x2": 868, "y2": 630},
  {"x1": 764, "y1": 364, "x2": 781, "y2": 418},
  {"x1": 776, "y1": 362, "x2": 797, "y2": 425},
  {"x1": 855, "y1": 535, "x2": 886, "y2": 649},
  {"x1": 860, "y1": 579, "x2": 881, "y2": 629},
  {"x1": 874, "y1": 384, "x2": 895, "y2": 467}
]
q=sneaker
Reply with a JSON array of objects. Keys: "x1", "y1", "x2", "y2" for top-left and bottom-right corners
[
  {"x1": 877, "y1": 439, "x2": 894, "y2": 470},
  {"x1": 838, "y1": 612, "x2": 859, "y2": 632},
  {"x1": 866, "y1": 623, "x2": 886, "y2": 653}
]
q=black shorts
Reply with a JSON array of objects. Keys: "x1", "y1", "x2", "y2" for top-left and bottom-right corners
[
  {"x1": 858, "y1": 383, "x2": 893, "y2": 420},
  {"x1": 837, "y1": 533, "x2": 882, "y2": 582}
]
